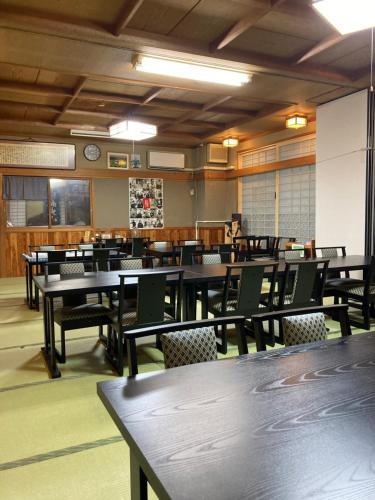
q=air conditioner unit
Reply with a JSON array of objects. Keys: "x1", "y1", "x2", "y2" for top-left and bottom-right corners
[
  {"x1": 207, "y1": 143, "x2": 228, "y2": 164},
  {"x1": 148, "y1": 151, "x2": 185, "y2": 170},
  {"x1": 70, "y1": 129, "x2": 110, "y2": 138}
]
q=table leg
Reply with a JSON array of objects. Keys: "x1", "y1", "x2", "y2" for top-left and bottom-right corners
[
  {"x1": 25, "y1": 263, "x2": 30, "y2": 306},
  {"x1": 183, "y1": 283, "x2": 197, "y2": 321},
  {"x1": 41, "y1": 296, "x2": 61, "y2": 378},
  {"x1": 130, "y1": 452, "x2": 148, "y2": 500},
  {"x1": 28, "y1": 263, "x2": 34, "y2": 308}
]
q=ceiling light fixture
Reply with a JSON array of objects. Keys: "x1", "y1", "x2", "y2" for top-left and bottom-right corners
[
  {"x1": 312, "y1": 0, "x2": 375, "y2": 35},
  {"x1": 222, "y1": 137, "x2": 239, "y2": 147},
  {"x1": 109, "y1": 120, "x2": 157, "y2": 141},
  {"x1": 134, "y1": 54, "x2": 251, "y2": 87},
  {"x1": 286, "y1": 114, "x2": 308, "y2": 129}
]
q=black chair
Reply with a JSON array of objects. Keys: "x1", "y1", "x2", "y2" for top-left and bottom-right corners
[
  {"x1": 92, "y1": 248, "x2": 111, "y2": 271},
  {"x1": 333, "y1": 256, "x2": 375, "y2": 329},
  {"x1": 276, "y1": 248, "x2": 308, "y2": 260},
  {"x1": 45, "y1": 261, "x2": 112, "y2": 364},
  {"x1": 124, "y1": 316, "x2": 247, "y2": 375},
  {"x1": 313, "y1": 246, "x2": 363, "y2": 297},
  {"x1": 131, "y1": 237, "x2": 147, "y2": 257},
  {"x1": 173, "y1": 245, "x2": 204, "y2": 265},
  {"x1": 177, "y1": 239, "x2": 204, "y2": 246},
  {"x1": 261, "y1": 259, "x2": 329, "y2": 346},
  {"x1": 207, "y1": 263, "x2": 278, "y2": 354},
  {"x1": 107, "y1": 256, "x2": 155, "y2": 271},
  {"x1": 34, "y1": 250, "x2": 68, "y2": 310},
  {"x1": 104, "y1": 238, "x2": 118, "y2": 248},
  {"x1": 251, "y1": 304, "x2": 351, "y2": 351},
  {"x1": 109, "y1": 269, "x2": 184, "y2": 376}
]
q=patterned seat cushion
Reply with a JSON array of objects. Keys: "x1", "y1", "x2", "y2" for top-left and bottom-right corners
[
  {"x1": 120, "y1": 259, "x2": 143, "y2": 270},
  {"x1": 161, "y1": 326, "x2": 217, "y2": 369},
  {"x1": 112, "y1": 310, "x2": 174, "y2": 326},
  {"x1": 208, "y1": 298, "x2": 238, "y2": 313},
  {"x1": 60, "y1": 262, "x2": 85, "y2": 275},
  {"x1": 54, "y1": 303, "x2": 111, "y2": 322},
  {"x1": 202, "y1": 254, "x2": 221, "y2": 265},
  {"x1": 345, "y1": 285, "x2": 375, "y2": 296},
  {"x1": 282, "y1": 312, "x2": 327, "y2": 347}
]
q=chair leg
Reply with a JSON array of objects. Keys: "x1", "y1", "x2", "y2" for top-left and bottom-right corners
[
  {"x1": 34, "y1": 284, "x2": 40, "y2": 311},
  {"x1": 235, "y1": 324, "x2": 248, "y2": 355},
  {"x1": 127, "y1": 338, "x2": 138, "y2": 376},
  {"x1": 216, "y1": 324, "x2": 227, "y2": 354},
  {"x1": 117, "y1": 329, "x2": 124, "y2": 376},
  {"x1": 60, "y1": 327, "x2": 66, "y2": 363}
]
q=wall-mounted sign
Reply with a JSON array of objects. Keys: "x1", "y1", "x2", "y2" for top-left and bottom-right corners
[
  {"x1": 129, "y1": 177, "x2": 164, "y2": 229},
  {"x1": 0, "y1": 141, "x2": 75, "y2": 170}
]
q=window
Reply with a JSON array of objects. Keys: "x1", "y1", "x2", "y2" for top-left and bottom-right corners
[
  {"x1": 3, "y1": 176, "x2": 91, "y2": 227},
  {"x1": 50, "y1": 179, "x2": 90, "y2": 226}
]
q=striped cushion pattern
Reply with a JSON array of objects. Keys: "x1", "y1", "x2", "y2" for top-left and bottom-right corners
[
  {"x1": 282, "y1": 312, "x2": 327, "y2": 347},
  {"x1": 161, "y1": 326, "x2": 217, "y2": 369}
]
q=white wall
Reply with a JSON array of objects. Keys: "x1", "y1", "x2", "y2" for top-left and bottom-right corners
[{"x1": 316, "y1": 90, "x2": 368, "y2": 254}]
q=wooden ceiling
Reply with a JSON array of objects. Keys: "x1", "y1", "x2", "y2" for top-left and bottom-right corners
[{"x1": 0, "y1": 0, "x2": 371, "y2": 146}]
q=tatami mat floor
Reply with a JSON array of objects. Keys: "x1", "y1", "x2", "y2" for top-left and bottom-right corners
[{"x1": 0, "y1": 277, "x2": 371, "y2": 499}]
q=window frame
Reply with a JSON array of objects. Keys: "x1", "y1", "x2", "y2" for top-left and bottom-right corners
[{"x1": 3, "y1": 174, "x2": 93, "y2": 229}]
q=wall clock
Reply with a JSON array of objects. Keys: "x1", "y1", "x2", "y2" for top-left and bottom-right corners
[{"x1": 83, "y1": 144, "x2": 101, "y2": 161}]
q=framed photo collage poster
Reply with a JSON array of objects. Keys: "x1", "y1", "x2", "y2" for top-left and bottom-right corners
[{"x1": 129, "y1": 177, "x2": 164, "y2": 229}]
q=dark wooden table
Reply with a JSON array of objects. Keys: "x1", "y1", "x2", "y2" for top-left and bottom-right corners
[
  {"x1": 34, "y1": 256, "x2": 371, "y2": 378},
  {"x1": 34, "y1": 267, "x2": 201, "y2": 378},
  {"x1": 98, "y1": 332, "x2": 375, "y2": 500}
]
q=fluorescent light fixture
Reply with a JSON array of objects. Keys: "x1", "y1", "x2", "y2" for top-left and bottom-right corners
[
  {"x1": 313, "y1": 0, "x2": 375, "y2": 35},
  {"x1": 223, "y1": 137, "x2": 239, "y2": 148},
  {"x1": 134, "y1": 55, "x2": 251, "y2": 87},
  {"x1": 70, "y1": 129, "x2": 110, "y2": 138},
  {"x1": 286, "y1": 114, "x2": 308, "y2": 129},
  {"x1": 109, "y1": 120, "x2": 157, "y2": 141}
]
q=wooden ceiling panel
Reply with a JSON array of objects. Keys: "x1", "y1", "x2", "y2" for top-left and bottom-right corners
[
  {"x1": 307, "y1": 31, "x2": 370, "y2": 66},
  {"x1": 157, "y1": 88, "x2": 215, "y2": 104},
  {"x1": 72, "y1": 98, "x2": 128, "y2": 115},
  {"x1": 128, "y1": 0, "x2": 201, "y2": 35},
  {"x1": 83, "y1": 79, "x2": 151, "y2": 96},
  {"x1": 35, "y1": 70, "x2": 79, "y2": 88},
  {"x1": 256, "y1": 6, "x2": 331, "y2": 41},
  {"x1": 230, "y1": 28, "x2": 315, "y2": 59},
  {"x1": 0, "y1": 62, "x2": 39, "y2": 83},
  {"x1": 0, "y1": 90, "x2": 66, "y2": 107},
  {"x1": 0, "y1": 0, "x2": 124, "y2": 25},
  {"x1": 0, "y1": 101, "x2": 28, "y2": 118},
  {"x1": 136, "y1": 107, "x2": 182, "y2": 119}
]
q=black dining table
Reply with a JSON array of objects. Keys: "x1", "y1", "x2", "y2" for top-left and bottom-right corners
[
  {"x1": 34, "y1": 256, "x2": 371, "y2": 378},
  {"x1": 97, "y1": 331, "x2": 375, "y2": 500}
]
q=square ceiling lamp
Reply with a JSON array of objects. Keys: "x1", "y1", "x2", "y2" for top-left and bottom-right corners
[
  {"x1": 286, "y1": 114, "x2": 308, "y2": 129},
  {"x1": 222, "y1": 137, "x2": 239, "y2": 147},
  {"x1": 109, "y1": 120, "x2": 157, "y2": 140},
  {"x1": 313, "y1": 0, "x2": 375, "y2": 35},
  {"x1": 134, "y1": 54, "x2": 251, "y2": 87}
]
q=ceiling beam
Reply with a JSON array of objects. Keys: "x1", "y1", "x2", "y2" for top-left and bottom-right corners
[
  {"x1": 200, "y1": 103, "x2": 294, "y2": 140},
  {"x1": 210, "y1": 0, "x2": 287, "y2": 51},
  {"x1": 0, "y1": 8, "x2": 360, "y2": 87},
  {"x1": 295, "y1": 33, "x2": 349, "y2": 64},
  {"x1": 112, "y1": 0, "x2": 144, "y2": 36},
  {"x1": 54, "y1": 76, "x2": 87, "y2": 124},
  {"x1": 158, "y1": 95, "x2": 235, "y2": 133},
  {"x1": 115, "y1": 86, "x2": 163, "y2": 122},
  {"x1": 0, "y1": 118, "x2": 201, "y2": 141}
]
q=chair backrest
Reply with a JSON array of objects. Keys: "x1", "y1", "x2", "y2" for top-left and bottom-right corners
[
  {"x1": 277, "y1": 248, "x2": 307, "y2": 260},
  {"x1": 314, "y1": 246, "x2": 346, "y2": 258},
  {"x1": 59, "y1": 261, "x2": 87, "y2": 307},
  {"x1": 178, "y1": 239, "x2": 203, "y2": 246},
  {"x1": 223, "y1": 263, "x2": 278, "y2": 315},
  {"x1": 132, "y1": 237, "x2": 145, "y2": 257},
  {"x1": 174, "y1": 245, "x2": 200, "y2": 265},
  {"x1": 79, "y1": 243, "x2": 93, "y2": 250},
  {"x1": 93, "y1": 248, "x2": 110, "y2": 271},
  {"x1": 59, "y1": 262, "x2": 85, "y2": 275},
  {"x1": 120, "y1": 258, "x2": 144, "y2": 270},
  {"x1": 40, "y1": 245, "x2": 55, "y2": 251},
  {"x1": 278, "y1": 260, "x2": 329, "y2": 309},
  {"x1": 202, "y1": 253, "x2": 222, "y2": 265},
  {"x1": 118, "y1": 270, "x2": 183, "y2": 327},
  {"x1": 282, "y1": 312, "x2": 327, "y2": 347},
  {"x1": 161, "y1": 326, "x2": 217, "y2": 369},
  {"x1": 104, "y1": 238, "x2": 117, "y2": 248},
  {"x1": 46, "y1": 250, "x2": 67, "y2": 274}
]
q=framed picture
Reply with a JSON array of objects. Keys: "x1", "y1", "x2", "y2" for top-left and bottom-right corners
[
  {"x1": 130, "y1": 153, "x2": 142, "y2": 169},
  {"x1": 107, "y1": 152, "x2": 129, "y2": 169},
  {"x1": 129, "y1": 177, "x2": 164, "y2": 229}
]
